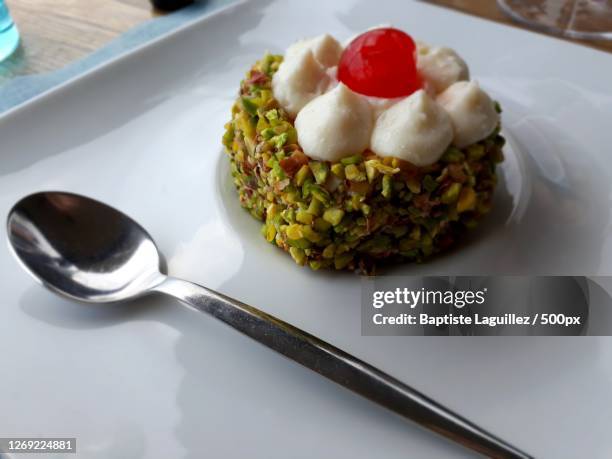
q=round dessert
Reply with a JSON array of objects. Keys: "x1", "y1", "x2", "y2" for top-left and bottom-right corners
[{"x1": 222, "y1": 28, "x2": 505, "y2": 273}]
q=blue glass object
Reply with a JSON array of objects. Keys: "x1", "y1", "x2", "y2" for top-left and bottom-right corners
[{"x1": 0, "y1": 0, "x2": 19, "y2": 62}]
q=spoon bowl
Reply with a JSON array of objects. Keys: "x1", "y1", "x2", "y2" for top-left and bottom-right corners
[{"x1": 7, "y1": 192, "x2": 164, "y2": 303}]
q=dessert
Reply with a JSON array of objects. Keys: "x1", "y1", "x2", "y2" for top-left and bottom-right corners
[{"x1": 222, "y1": 27, "x2": 504, "y2": 273}]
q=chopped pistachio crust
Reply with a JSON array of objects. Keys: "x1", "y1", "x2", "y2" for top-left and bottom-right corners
[{"x1": 222, "y1": 54, "x2": 505, "y2": 273}]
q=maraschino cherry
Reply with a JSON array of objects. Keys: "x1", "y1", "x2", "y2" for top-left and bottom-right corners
[{"x1": 338, "y1": 28, "x2": 422, "y2": 98}]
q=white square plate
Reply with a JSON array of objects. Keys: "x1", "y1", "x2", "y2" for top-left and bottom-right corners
[{"x1": 2, "y1": 1, "x2": 612, "y2": 458}]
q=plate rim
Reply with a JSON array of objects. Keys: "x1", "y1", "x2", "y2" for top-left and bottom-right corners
[{"x1": 0, "y1": 0, "x2": 247, "y2": 122}]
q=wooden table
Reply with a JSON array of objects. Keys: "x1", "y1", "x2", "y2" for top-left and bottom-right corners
[{"x1": 1, "y1": 0, "x2": 610, "y2": 81}]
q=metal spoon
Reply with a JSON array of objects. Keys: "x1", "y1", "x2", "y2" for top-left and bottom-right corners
[{"x1": 7, "y1": 191, "x2": 533, "y2": 459}]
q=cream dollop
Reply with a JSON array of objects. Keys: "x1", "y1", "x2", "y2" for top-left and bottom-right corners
[
  {"x1": 272, "y1": 34, "x2": 343, "y2": 117},
  {"x1": 417, "y1": 44, "x2": 469, "y2": 94},
  {"x1": 370, "y1": 90, "x2": 453, "y2": 166},
  {"x1": 437, "y1": 81, "x2": 499, "y2": 148},
  {"x1": 272, "y1": 32, "x2": 500, "y2": 164},
  {"x1": 295, "y1": 83, "x2": 373, "y2": 162},
  {"x1": 272, "y1": 49, "x2": 330, "y2": 117},
  {"x1": 286, "y1": 33, "x2": 343, "y2": 68}
]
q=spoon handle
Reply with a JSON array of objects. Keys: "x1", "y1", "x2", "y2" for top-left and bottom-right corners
[{"x1": 153, "y1": 277, "x2": 532, "y2": 459}]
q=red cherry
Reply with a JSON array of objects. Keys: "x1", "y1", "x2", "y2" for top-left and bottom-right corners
[{"x1": 338, "y1": 28, "x2": 422, "y2": 98}]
